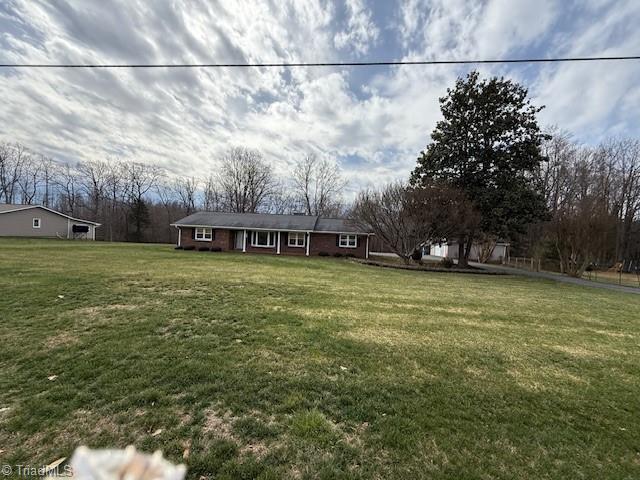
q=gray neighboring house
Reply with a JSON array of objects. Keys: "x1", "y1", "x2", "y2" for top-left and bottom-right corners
[{"x1": 0, "y1": 204, "x2": 100, "y2": 240}]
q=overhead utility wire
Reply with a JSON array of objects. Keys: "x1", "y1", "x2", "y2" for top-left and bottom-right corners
[{"x1": 1, "y1": 55, "x2": 639, "y2": 68}]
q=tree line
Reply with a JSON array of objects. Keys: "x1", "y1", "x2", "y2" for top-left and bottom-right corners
[
  {"x1": 533, "y1": 133, "x2": 640, "y2": 275},
  {"x1": 0, "y1": 144, "x2": 346, "y2": 243}
]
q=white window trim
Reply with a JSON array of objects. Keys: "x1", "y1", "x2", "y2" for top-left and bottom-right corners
[
  {"x1": 32, "y1": 218, "x2": 41, "y2": 229},
  {"x1": 288, "y1": 232, "x2": 306, "y2": 248},
  {"x1": 339, "y1": 234, "x2": 357, "y2": 248},
  {"x1": 251, "y1": 230, "x2": 276, "y2": 248},
  {"x1": 195, "y1": 227, "x2": 212, "y2": 241}
]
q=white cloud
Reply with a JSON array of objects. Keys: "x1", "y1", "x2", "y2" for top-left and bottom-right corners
[
  {"x1": 0, "y1": 0, "x2": 638, "y2": 196},
  {"x1": 333, "y1": 0, "x2": 379, "y2": 56}
]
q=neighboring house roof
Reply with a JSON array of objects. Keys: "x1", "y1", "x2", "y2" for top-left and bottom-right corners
[
  {"x1": 439, "y1": 239, "x2": 510, "y2": 246},
  {"x1": 171, "y1": 211, "x2": 371, "y2": 234},
  {"x1": 0, "y1": 204, "x2": 101, "y2": 226}
]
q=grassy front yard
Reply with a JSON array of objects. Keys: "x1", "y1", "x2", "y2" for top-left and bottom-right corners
[{"x1": 0, "y1": 239, "x2": 639, "y2": 479}]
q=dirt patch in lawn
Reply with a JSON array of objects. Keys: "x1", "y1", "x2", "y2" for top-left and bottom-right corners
[
  {"x1": 74, "y1": 304, "x2": 140, "y2": 318},
  {"x1": 44, "y1": 331, "x2": 79, "y2": 349},
  {"x1": 203, "y1": 409, "x2": 267, "y2": 458}
]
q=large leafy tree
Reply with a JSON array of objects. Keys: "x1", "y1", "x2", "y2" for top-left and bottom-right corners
[{"x1": 411, "y1": 71, "x2": 549, "y2": 266}]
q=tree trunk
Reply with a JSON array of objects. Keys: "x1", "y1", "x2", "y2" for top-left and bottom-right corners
[
  {"x1": 457, "y1": 240, "x2": 468, "y2": 268},
  {"x1": 464, "y1": 238, "x2": 474, "y2": 265}
]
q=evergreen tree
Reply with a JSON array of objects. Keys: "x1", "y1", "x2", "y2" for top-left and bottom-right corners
[{"x1": 411, "y1": 71, "x2": 549, "y2": 266}]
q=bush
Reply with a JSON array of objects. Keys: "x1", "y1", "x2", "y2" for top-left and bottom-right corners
[
  {"x1": 345, "y1": 253, "x2": 356, "y2": 258},
  {"x1": 440, "y1": 257, "x2": 454, "y2": 269},
  {"x1": 411, "y1": 249, "x2": 423, "y2": 262},
  {"x1": 198, "y1": 246, "x2": 210, "y2": 252},
  {"x1": 333, "y1": 252, "x2": 343, "y2": 258},
  {"x1": 183, "y1": 245, "x2": 195, "y2": 251},
  {"x1": 210, "y1": 246, "x2": 222, "y2": 252},
  {"x1": 318, "y1": 252, "x2": 329, "y2": 257},
  {"x1": 174, "y1": 245, "x2": 183, "y2": 250}
]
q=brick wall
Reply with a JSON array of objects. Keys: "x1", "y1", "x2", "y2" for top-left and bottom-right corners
[
  {"x1": 309, "y1": 233, "x2": 367, "y2": 258},
  {"x1": 178, "y1": 227, "x2": 368, "y2": 258},
  {"x1": 179, "y1": 227, "x2": 234, "y2": 250}
]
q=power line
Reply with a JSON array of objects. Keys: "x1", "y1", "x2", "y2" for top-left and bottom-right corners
[{"x1": 0, "y1": 55, "x2": 639, "y2": 68}]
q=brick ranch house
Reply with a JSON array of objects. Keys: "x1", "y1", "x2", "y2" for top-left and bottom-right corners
[{"x1": 171, "y1": 211, "x2": 373, "y2": 258}]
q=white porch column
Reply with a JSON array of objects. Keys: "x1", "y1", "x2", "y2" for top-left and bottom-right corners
[
  {"x1": 243, "y1": 229, "x2": 247, "y2": 252},
  {"x1": 306, "y1": 232, "x2": 310, "y2": 256},
  {"x1": 177, "y1": 227, "x2": 181, "y2": 246},
  {"x1": 365, "y1": 235, "x2": 369, "y2": 259},
  {"x1": 277, "y1": 231, "x2": 281, "y2": 254}
]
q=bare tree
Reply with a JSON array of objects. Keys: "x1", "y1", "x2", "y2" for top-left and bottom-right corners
[
  {"x1": 605, "y1": 138, "x2": 640, "y2": 261},
  {"x1": 535, "y1": 134, "x2": 640, "y2": 275},
  {"x1": 172, "y1": 176, "x2": 199, "y2": 215},
  {"x1": 156, "y1": 181, "x2": 183, "y2": 243},
  {"x1": 0, "y1": 142, "x2": 27, "y2": 204},
  {"x1": 292, "y1": 154, "x2": 346, "y2": 216},
  {"x1": 545, "y1": 146, "x2": 613, "y2": 276},
  {"x1": 351, "y1": 181, "x2": 477, "y2": 264},
  {"x1": 217, "y1": 147, "x2": 276, "y2": 213},
  {"x1": 104, "y1": 160, "x2": 127, "y2": 242},
  {"x1": 202, "y1": 174, "x2": 223, "y2": 211},
  {"x1": 77, "y1": 159, "x2": 109, "y2": 221},
  {"x1": 17, "y1": 150, "x2": 41, "y2": 204},
  {"x1": 55, "y1": 162, "x2": 81, "y2": 216},
  {"x1": 39, "y1": 155, "x2": 57, "y2": 207},
  {"x1": 267, "y1": 189, "x2": 297, "y2": 214},
  {"x1": 122, "y1": 162, "x2": 164, "y2": 242}
]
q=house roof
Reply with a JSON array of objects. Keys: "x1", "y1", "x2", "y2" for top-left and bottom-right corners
[
  {"x1": 314, "y1": 217, "x2": 363, "y2": 233},
  {"x1": 0, "y1": 204, "x2": 101, "y2": 226},
  {"x1": 171, "y1": 211, "x2": 371, "y2": 234}
]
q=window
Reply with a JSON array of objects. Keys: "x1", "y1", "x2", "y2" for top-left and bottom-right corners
[
  {"x1": 339, "y1": 234, "x2": 357, "y2": 248},
  {"x1": 195, "y1": 227, "x2": 212, "y2": 241},
  {"x1": 32, "y1": 218, "x2": 41, "y2": 229},
  {"x1": 251, "y1": 231, "x2": 276, "y2": 247},
  {"x1": 288, "y1": 232, "x2": 306, "y2": 248}
]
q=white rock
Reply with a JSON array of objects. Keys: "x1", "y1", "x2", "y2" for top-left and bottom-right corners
[{"x1": 69, "y1": 445, "x2": 186, "y2": 480}]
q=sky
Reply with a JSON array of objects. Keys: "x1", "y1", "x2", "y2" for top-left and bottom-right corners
[{"x1": 1, "y1": 0, "x2": 639, "y2": 195}]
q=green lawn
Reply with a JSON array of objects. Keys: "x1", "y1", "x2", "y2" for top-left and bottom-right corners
[{"x1": 0, "y1": 239, "x2": 639, "y2": 479}]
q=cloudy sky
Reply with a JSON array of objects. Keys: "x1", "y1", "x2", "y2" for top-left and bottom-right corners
[{"x1": 1, "y1": 0, "x2": 639, "y2": 194}]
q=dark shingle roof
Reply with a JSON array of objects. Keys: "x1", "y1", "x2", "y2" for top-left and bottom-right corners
[
  {"x1": 172, "y1": 211, "x2": 370, "y2": 234},
  {"x1": 314, "y1": 217, "x2": 363, "y2": 233}
]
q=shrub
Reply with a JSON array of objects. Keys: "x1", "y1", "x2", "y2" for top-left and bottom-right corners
[
  {"x1": 174, "y1": 246, "x2": 183, "y2": 250},
  {"x1": 183, "y1": 245, "x2": 195, "y2": 251},
  {"x1": 345, "y1": 253, "x2": 356, "y2": 258},
  {"x1": 440, "y1": 257, "x2": 454, "y2": 269},
  {"x1": 411, "y1": 249, "x2": 423, "y2": 262},
  {"x1": 333, "y1": 252, "x2": 343, "y2": 258},
  {"x1": 210, "y1": 246, "x2": 222, "y2": 252},
  {"x1": 318, "y1": 252, "x2": 329, "y2": 257},
  {"x1": 198, "y1": 246, "x2": 210, "y2": 252}
]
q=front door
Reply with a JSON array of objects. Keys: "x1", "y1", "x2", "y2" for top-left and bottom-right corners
[{"x1": 234, "y1": 231, "x2": 244, "y2": 250}]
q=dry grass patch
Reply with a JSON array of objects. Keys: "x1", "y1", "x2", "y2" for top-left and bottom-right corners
[{"x1": 44, "y1": 331, "x2": 80, "y2": 349}]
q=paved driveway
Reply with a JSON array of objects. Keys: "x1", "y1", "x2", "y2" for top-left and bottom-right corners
[{"x1": 470, "y1": 261, "x2": 640, "y2": 295}]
